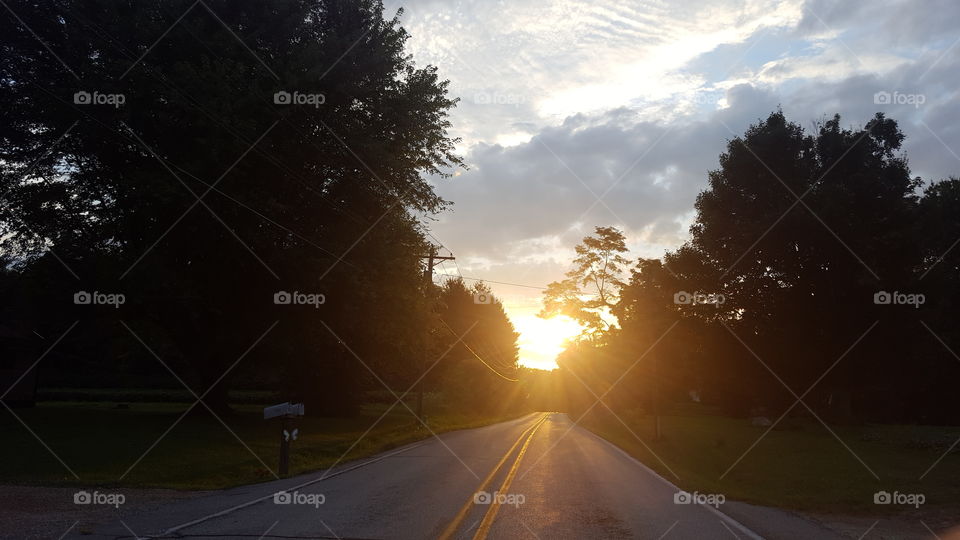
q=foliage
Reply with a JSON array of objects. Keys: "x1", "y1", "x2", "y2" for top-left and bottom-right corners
[
  {"x1": 540, "y1": 226, "x2": 630, "y2": 340},
  {"x1": 554, "y1": 110, "x2": 960, "y2": 424},
  {"x1": 0, "y1": 0, "x2": 501, "y2": 416},
  {"x1": 434, "y1": 278, "x2": 523, "y2": 414}
]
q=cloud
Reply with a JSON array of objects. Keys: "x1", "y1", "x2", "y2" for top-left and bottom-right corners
[
  {"x1": 394, "y1": 0, "x2": 960, "y2": 366},
  {"x1": 431, "y1": 83, "x2": 781, "y2": 263},
  {"x1": 390, "y1": 0, "x2": 806, "y2": 144}
]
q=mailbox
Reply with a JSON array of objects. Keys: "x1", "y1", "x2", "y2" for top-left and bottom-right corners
[
  {"x1": 263, "y1": 402, "x2": 305, "y2": 420},
  {"x1": 264, "y1": 402, "x2": 304, "y2": 477}
]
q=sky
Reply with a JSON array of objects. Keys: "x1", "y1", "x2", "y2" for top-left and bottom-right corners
[{"x1": 383, "y1": 0, "x2": 960, "y2": 370}]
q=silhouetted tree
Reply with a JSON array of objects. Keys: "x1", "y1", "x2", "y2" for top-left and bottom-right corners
[
  {"x1": 541, "y1": 226, "x2": 629, "y2": 341},
  {"x1": 434, "y1": 279, "x2": 521, "y2": 413},
  {"x1": 559, "y1": 110, "x2": 957, "y2": 424},
  {"x1": 689, "y1": 111, "x2": 920, "y2": 420},
  {"x1": 0, "y1": 0, "x2": 461, "y2": 413}
]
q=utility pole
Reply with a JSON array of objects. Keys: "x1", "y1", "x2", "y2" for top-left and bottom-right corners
[{"x1": 417, "y1": 245, "x2": 455, "y2": 421}]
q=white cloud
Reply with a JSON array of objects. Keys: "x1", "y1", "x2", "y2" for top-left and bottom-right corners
[{"x1": 399, "y1": 0, "x2": 960, "y2": 367}]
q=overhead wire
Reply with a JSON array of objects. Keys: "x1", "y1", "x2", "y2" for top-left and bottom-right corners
[
  {"x1": 439, "y1": 319, "x2": 519, "y2": 382},
  {"x1": 457, "y1": 276, "x2": 548, "y2": 290}
]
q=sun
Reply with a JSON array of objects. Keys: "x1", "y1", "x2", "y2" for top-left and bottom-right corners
[{"x1": 513, "y1": 315, "x2": 582, "y2": 371}]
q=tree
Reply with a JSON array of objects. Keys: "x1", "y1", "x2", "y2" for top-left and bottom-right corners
[
  {"x1": 556, "y1": 110, "x2": 951, "y2": 424},
  {"x1": 434, "y1": 279, "x2": 521, "y2": 414},
  {"x1": 911, "y1": 178, "x2": 960, "y2": 423},
  {"x1": 651, "y1": 110, "x2": 926, "y2": 421},
  {"x1": 540, "y1": 226, "x2": 630, "y2": 341},
  {"x1": 0, "y1": 0, "x2": 462, "y2": 413}
]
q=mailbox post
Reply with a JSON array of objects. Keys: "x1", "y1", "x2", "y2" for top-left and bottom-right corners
[{"x1": 264, "y1": 402, "x2": 304, "y2": 476}]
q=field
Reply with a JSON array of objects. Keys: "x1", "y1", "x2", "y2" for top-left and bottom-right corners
[
  {"x1": 0, "y1": 393, "x2": 523, "y2": 490},
  {"x1": 7, "y1": 392, "x2": 958, "y2": 517},
  {"x1": 582, "y1": 408, "x2": 960, "y2": 515}
]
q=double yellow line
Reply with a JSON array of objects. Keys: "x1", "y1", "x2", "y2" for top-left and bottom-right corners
[{"x1": 439, "y1": 413, "x2": 549, "y2": 540}]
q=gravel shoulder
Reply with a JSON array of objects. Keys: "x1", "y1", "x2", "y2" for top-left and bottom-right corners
[
  {"x1": 0, "y1": 484, "x2": 205, "y2": 540},
  {"x1": 800, "y1": 508, "x2": 960, "y2": 540}
]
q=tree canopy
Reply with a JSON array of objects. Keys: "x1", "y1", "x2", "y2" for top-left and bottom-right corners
[
  {"x1": 0, "y1": 0, "x2": 524, "y2": 417},
  {"x1": 552, "y1": 110, "x2": 960, "y2": 424}
]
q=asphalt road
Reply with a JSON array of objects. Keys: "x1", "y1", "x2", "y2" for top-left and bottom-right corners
[{"x1": 76, "y1": 412, "x2": 841, "y2": 539}]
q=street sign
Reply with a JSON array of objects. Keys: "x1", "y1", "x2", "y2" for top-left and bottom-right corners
[{"x1": 263, "y1": 402, "x2": 305, "y2": 419}]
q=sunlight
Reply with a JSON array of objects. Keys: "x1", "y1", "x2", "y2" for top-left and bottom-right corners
[{"x1": 513, "y1": 314, "x2": 582, "y2": 371}]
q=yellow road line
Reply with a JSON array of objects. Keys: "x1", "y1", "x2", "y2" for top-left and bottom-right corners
[
  {"x1": 438, "y1": 414, "x2": 548, "y2": 540},
  {"x1": 472, "y1": 415, "x2": 548, "y2": 540}
]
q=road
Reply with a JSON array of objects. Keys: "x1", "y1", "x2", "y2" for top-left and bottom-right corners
[{"x1": 76, "y1": 413, "x2": 839, "y2": 539}]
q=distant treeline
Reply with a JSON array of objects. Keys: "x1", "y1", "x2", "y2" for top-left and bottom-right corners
[{"x1": 548, "y1": 111, "x2": 960, "y2": 425}]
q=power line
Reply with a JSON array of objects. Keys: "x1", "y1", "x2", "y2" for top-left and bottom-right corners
[
  {"x1": 423, "y1": 228, "x2": 454, "y2": 258},
  {"x1": 422, "y1": 239, "x2": 598, "y2": 294},
  {"x1": 421, "y1": 229, "x2": 465, "y2": 283},
  {"x1": 436, "y1": 260, "x2": 453, "y2": 285},
  {"x1": 439, "y1": 319, "x2": 518, "y2": 382},
  {"x1": 434, "y1": 272, "x2": 609, "y2": 299},
  {"x1": 420, "y1": 229, "x2": 541, "y2": 290},
  {"x1": 444, "y1": 274, "x2": 547, "y2": 291}
]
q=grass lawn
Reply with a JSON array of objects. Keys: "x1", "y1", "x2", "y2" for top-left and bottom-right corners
[
  {"x1": 582, "y1": 409, "x2": 960, "y2": 514},
  {"x1": 0, "y1": 397, "x2": 525, "y2": 490}
]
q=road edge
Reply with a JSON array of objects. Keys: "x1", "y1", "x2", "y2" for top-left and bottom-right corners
[
  {"x1": 154, "y1": 412, "x2": 542, "y2": 538},
  {"x1": 155, "y1": 441, "x2": 428, "y2": 537},
  {"x1": 576, "y1": 420, "x2": 765, "y2": 540}
]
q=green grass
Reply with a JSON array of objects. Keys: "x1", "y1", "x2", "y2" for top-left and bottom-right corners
[
  {"x1": 35, "y1": 388, "x2": 283, "y2": 404},
  {"x1": 1, "y1": 398, "x2": 525, "y2": 490},
  {"x1": 582, "y1": 409, "x2": 960, "y2": 514}
]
